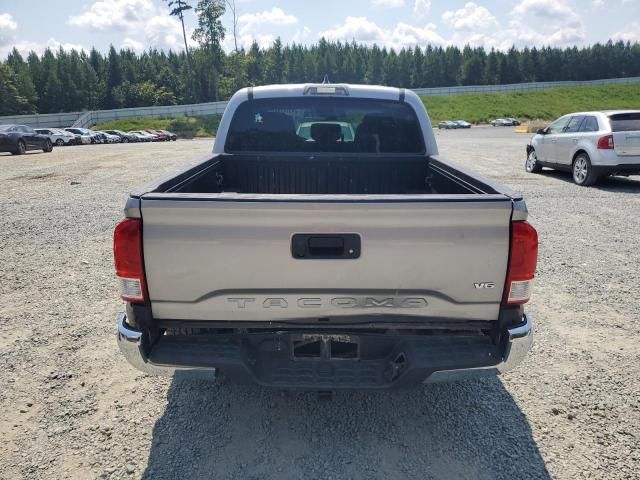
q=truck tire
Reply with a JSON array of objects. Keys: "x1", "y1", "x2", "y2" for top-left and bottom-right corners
[{"x1": 572, "y1": 153, "x2": 598, "y2": 186}]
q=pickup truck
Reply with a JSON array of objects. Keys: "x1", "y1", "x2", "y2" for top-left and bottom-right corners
[{"x1": 115, "y1": 84, "x2": 538, "y2": 389}]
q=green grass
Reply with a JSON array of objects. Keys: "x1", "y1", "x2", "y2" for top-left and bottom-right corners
[
  {"x1": 95, "y1": 84, "x2": 640, "y2": 135},
  {"x1": 422, "y1": 84, "x2": 640, "y2": 124},
  {"x1": 95, "y1": 115, "x2": 221, "y2": 138}
]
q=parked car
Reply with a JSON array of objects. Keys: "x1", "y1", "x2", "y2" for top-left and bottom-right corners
[
  {"x1": 104, "y1": 129, "x2": 138, "y2": 143},
  {"x1": 35, "y1": 128, "x2": 77, "y2": 146},
  {"x1": 65, "y1": 128, "x2": 100, "y2": 144},
  {"x1": 136, "y1": 130, "x2": 159, "y2": 141},
  {"x1": 115, "y1": 83, "x2": 538, "y2": 390},
  {"x1": 92, "y1": 131, "x2": 107, "y2": 144},
  {"x1": 144, "y1": 129, "x2": 168, "y2": 141},
  {"x1": 64, "y1": 128, "x2": 92, "y2": 145},
  {"x1": 491, "y1": 118, "x2": 514, "y2": 127},
  {"x1": 96, "y1": 131, "x2": 121, "y2": 144},
  {"x1": 454, "y1": 120, "x2": 472, "y2": 129},
  {"x1": 157, "y1": 129, "x2": 177, "y2": 141},
  {"x1": 0, "y1": 124, "x2": 53, "y2": 155},
  {"x1": 526, "y1": 110, "x2": 640, "y2": 186},
  {"x1": 438, "y1": 121, "x2": 458, "y2": 129},
  {"x1": 129, "y1": 131, "x2": 155, "y2": 142}
]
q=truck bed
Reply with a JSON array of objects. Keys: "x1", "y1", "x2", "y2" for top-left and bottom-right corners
[{"x1": 141, "y1": 154, "x2": 503, "y2": 196}]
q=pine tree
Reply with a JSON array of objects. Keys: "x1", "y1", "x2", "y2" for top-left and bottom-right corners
[
  {"x1": 2, "y1": 39, "x2": 640, "y2": 114},
  {"x1": 192, "y1": 0, "x2": 226, "y2": 100},
  {"x1": 411, "y1": 46, "x2": 425, "y2": 88},
  {"x1": 104, "y1": 46, "x2": 123, "y2": 108},
  {"x1": 39, "y1": 49, "x2": 64, "y2": 113},
  {"x1": 265, "y1": 38, "x2": 285, "y2": 84},
  {"x1": 365, "y1": 45, "x2": 383, "y2": 84},
  {"x1": 0, "y1": 63, "x2": 32, "y2": 115},
  {"x1": 6, "y1": 48, "x2": 38, "y2": 112}
]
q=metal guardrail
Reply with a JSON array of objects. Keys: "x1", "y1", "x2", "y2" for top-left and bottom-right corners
[
  {"x1": 71, "y1": 112, "x2": 93, "y2": 128},
  {"x1": 68, "y1": 101, "x2": 229, "y2": 129},
  {"x1": 0, "y1": 111, "x2": 85, "y2": 129},
  {"x1": 412, "y1": 76, "x2": 640, "y2": 96},
  {"x1": 2, "y1": 76, "x2": 639, "y2": 128},
  {"x1": 2, "y1": 101, "x2": 229, "y2": 129}
]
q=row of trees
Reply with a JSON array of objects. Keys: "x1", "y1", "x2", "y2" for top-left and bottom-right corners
[{"x1": 1, "y1": 0, "x2": 639, "y2": 115}]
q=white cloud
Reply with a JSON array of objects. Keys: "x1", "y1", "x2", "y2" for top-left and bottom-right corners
[
  {"x1": 0, "y1": 12, "x2": 17, "y2": 32},
  {"x1": 238, "y1": 7, "x2": 298, "y2": 31},
  {"x1": 320, "y1": 16, "x2": 385, "y2": 44},
  {"x1": 413, "y1": 0, "x2": 431, "y2": 17},
  {"x1": 320, "y1": 16, "x2": 444, "y2": 49},
  {"x1": 122, "y1": 37, "x2": 145, "y2": 52},
  {"x1": 593, "y1": 0, "x2": 604, "y2": 6},
  {"x1": 440, "y1": 3, "x2": 503, "y2": 49},
  {"x1": 68, "y1": 0, "x2": 196, "y2": 52},
  {"x1": 1, "y1": 12, "x2": 86, "y2": 59},
  {"x1": 0, "y1": 13, "x2": 18, "y2": 47},
  {"x1": 511, "y1": 0, "x2": 581, "y2": 28},
  {"x1": 292, "y1": 26, "x2": 312, "y2": 44},
  {"x1": 237, "y1": 7, "x2": 298, "y2": 49},
  {"x1": 373, "y1": 0, "x2": 405, "y2": 7},
  {"x1": 0, "y1": 38, "x2": 85, "y2": 59},
  {"x1": 611, "y1": 22, "x2": 640, "y2": 42},
  {"x1": 513, "y1": 0, "x2": 570, "y2": 16},
  {"x1": 68, "y1": 0, "x2": 156, "y2": 31},
  {"x1": 428, "y1": 0, "x2": 585, "y2": 49},
  {"x1": 144, "y1": 15, "x2": 187, "y2": 50},
  {"x1": 442, "y1": 2, "x2": 498, "y2": 31},
  {"x1": 248, "y1": 34, "x2": 276, "y2": 49},
  {"x1": 504, "y1": 0, "x2": 585, "y2": 47},
  {"x1": 389, "y1": 22, "x2": 444, "y2": 48}
]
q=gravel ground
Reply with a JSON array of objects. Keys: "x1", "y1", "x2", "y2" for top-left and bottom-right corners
[{"x1": 1, "y1": 130, "x2": 639, "y2": 480}]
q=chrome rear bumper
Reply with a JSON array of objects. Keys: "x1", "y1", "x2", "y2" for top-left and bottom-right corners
[
  {"x1": 116, "y1": 313, "x2": 532, "y2": 384},
  {"x1": 117, "y1": 314, "x2": 217, "y2": 380},
  {"x1": 425, "y1": 313, "x2": 533, "y2": 382}
]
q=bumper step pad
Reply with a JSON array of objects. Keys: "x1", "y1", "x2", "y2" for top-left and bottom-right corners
[{"x1": 146, "y1": 333, "x2": 502, "y2": 389}]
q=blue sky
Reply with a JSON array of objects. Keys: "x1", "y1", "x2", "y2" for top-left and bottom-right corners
[{"x1": 1, "y1": 0, "x2": 639, "y2": 58}]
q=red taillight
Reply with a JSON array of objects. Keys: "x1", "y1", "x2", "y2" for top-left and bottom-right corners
[
  {"x1": 597, "y1": 134, "x2": 614, "y2": 150},
  {"x1": 114, "y1": 218, "x2": 148, "y2": 303},
  {"x1": 503, "y1": 221, "x2": 538, "y2": 305}
]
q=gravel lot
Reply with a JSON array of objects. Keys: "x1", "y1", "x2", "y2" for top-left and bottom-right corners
[{"x1": 1, "y1": 130, "x2": 639, "y2": 480}]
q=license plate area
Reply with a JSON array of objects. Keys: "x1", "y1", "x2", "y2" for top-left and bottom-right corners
[{"x1": 292, "y1": 334, "x2": 360, "y2": 360}]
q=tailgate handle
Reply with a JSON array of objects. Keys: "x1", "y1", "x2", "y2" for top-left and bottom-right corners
[
  {"x1": 292, "y1": 234, "x2": 360, "y2": 259},
  {"x1": 309, "y1": 237, "x2": 344, "y2": 255}
]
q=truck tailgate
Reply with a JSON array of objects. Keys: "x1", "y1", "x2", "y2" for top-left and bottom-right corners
[{"x1": 141, "y1": 197, "x2": 512, "y2": 323}]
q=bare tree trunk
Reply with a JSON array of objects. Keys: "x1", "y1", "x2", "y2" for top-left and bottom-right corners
[
  {"x1": 179, "y1": 12, "x2": 198, "y2": 103},
  {"x1": 226, "y1": 0, "x2": 238, "y2": 53}
]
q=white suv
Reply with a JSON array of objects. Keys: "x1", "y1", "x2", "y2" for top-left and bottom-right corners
[
  {"x1": 526, "y1": 110, "x2": 640, "y2": 186},
  {"x1": 35, "y1": 128, "x2": 77, "y2": 146}
]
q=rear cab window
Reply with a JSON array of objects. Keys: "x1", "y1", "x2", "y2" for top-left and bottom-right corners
[
  {"x1": 224, "y1": 97, "x2": 425, "y2": 154},
  {"x1": 609, "y1": 112, "x2": 640, "y2": 132}
]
